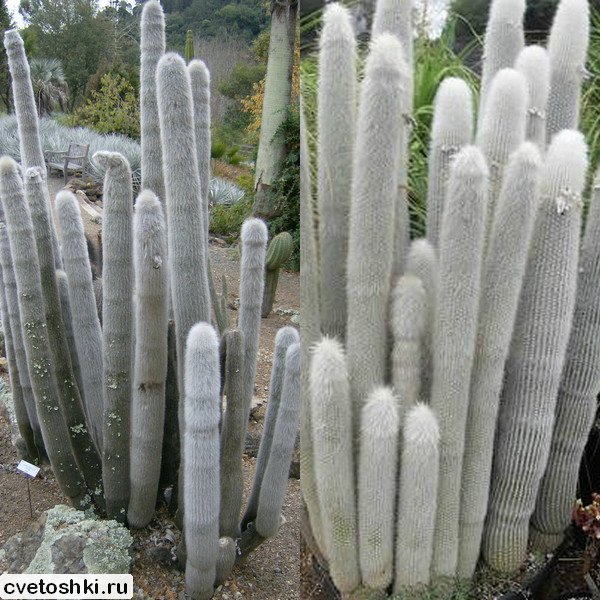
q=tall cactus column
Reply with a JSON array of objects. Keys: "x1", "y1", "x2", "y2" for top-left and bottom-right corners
[
  {"x1": 483, "y1": 130, "x2": 588, "y2": 573},
  {"x1": 430, "y1": 146, "x2": 488, "y2": 577},
  {"x1": 530, "y1": 169, "x2": 600, "y2": 551},
  {"x1": 183, "y1": 323, "x2": 221, "y2": 600},
  {"x1": 128, "y1": 191, "x2": 169, "y2": 528},
  {"x1": 346, "y1": 34, "x2": 409, "y2": 419},
  {"x1": 458, "y1": 142, "x2": 541, "y2": 577},
  {"x1": 97, "y1": 152, "x2": 134, "y2": 521},
  {"x1": 317, "y1": 3, "x2": 356, "y2": 340},
  {"x1": 0, "y1": 157, "x2": 89, "y2": 507}
]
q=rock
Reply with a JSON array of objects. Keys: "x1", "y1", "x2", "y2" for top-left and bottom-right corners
[{"x1": 2, "y1": 505, "x2": 132, "y2": 574}]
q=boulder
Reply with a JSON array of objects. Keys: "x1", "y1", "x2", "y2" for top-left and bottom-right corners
[{"x1": 1, "y1": 505, "x2": 132, "y2": 574}]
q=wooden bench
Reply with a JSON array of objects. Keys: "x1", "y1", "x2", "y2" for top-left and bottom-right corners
[{"x1": 46, "y1": 142, "x2": 89, "y2": 184}]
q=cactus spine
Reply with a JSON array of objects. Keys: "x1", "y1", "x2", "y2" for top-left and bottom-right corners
[
  {"x1": 183, "y1": 323, "x2": 220, "y2": 600},
  {"x1": 515, "y1": 46, "x2": 550, "y2": 150},
  {"x1": 261, "y1": 231, "x2": 293, "y2": 318},
  {"x1": 430, "y1": 146, "x2": 488, "y2": 577},
  {"x1": 346, "y1": 34, "x2": 409, "y2": 417},
  {"x1": 530, "y1": 170, "x2": 600, "y2": 550},
  {"x1": 317, "y1": 3, "x2": 356, "y2": 339},
  {"x1": 393, "y1": 405, "x2": 440, "y2": 591},
  {"x1": 483, "y1": 130, "x2": 588, "y2": 572},
  {"x1": 310, "y1": 338, "x2": 360, "y2": 593},
  {"x1": 425, "y1": 78, "x2": 474, "y2": 247},
  {"x1": 255, "y1": 342, "x2": 301, "y2": 538},
  {"x1": 243, "y1": 326, "x2": 299, "y2": 527},
  {"x1": 97, "y1": 151, "x2": 134, "y2": 521},
  {"x1": 55, "y1": 191, "x2": 104, "y2": 453},
  {"x1": 128, "y1": 191, "x2": 168, "y2": 528},
  {"x1": 546, "y1": 0, "x2": 589, "y2": 140},
  {"x1": 458, "y1": 142, "x2": 541, "y2": 578},
  {"x1": 391, "y1": 276, "x2": 426, "y2": 410},
  {"x1": 140, "y1": 0, "x2": 165, "y2": 201},
  {"x1": 0, "y1": 157, "x2": 89, "y2": 507},
  {"x1": 358, "y1": 388, "x2": 400, "y2": 590}
]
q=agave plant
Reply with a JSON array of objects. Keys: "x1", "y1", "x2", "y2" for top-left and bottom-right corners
[{"x1": 208, "y1": 176, "x2": 246, "y2": 206}]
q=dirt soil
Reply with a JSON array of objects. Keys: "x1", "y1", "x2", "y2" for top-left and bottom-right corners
[{"x1": 0, "y1": 176, "x2": 301, "y2": 599}]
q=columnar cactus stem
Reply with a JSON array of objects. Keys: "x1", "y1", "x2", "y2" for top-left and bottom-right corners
[
  {"x1": 391, "y1": 276, "x2": 425, "y2": 410},
  {"x1": 515, "y1": 46, "x2": 550, "y2": 150},
  {"x1": 393, "y1": 404, "x2": 440, "y2": 591},
  {"x1": 25, "y1": 167, "x2": 103, "y2": 500},
  {"x1": 546, "y1": 0, "x2": 589, "y2": 140},
  {"x1": 255, "y1": 342, "x2": 301, "y2": 538},
  {"x1": 483, "y1": 130, "x2": 587, "y2": 573},
  {"x1": 0, "y1": 226, "x2": 43, "y2": 454},
  {"x1": 3, "y1": 31, "x2": 45, "y2": 171},
  {"x1": 530, "y1": 170, "x2": 600, "y2": 551},
  {"x1": 189, "y1": 59, "x2": 211, "y2": 239},
  {"x1": 97, "y1": 151, "x2": 134, "y2": 521},
  {"x1": 55, "y1": 191, "x2": 104, "y2": 453},
  {"x1": 358, "y1": 387, "x2": 400, "y2": 590},
  {"x1": 243, "y1": 326, "x2": 299, "y2": 528},
  {"x1": 458, "y1": 142, "x2": 541, "y2": 578},
  {"x1": 478, "y1": 0, "x2": 525, "y2": 123},
  {"x1": 317, "y1": 3, "x2": 356, "y2": 340},
  {"x1": 219, "y1": 328, "x2": 245, "y2": 539},
  {"x1": 476, "y1": 69, "x2": 527, "y2": 234},
  {"x1": 128, "y1": 191, "x2": 169, "y2": 528},
  {"x1": 299, "y1": 105, "x2": 326, "y2": 555},
  {"x1": 261, "y1": 231, "x2": 293, "y2": 318},
  {"x1": 0, "y1": 157, "x2": 89, "y2": 508},
  {"x1": 405, "y1": 239, "x2": 438, "y2": 402},
  {"x1": 430, "y1": 146, "x2": 488, "y2": 577},
  {"x1": 184, "y1": 323, "x2": 220, "y2": 600},
  {"x1": 238, "y1": 218, "x2": 268, "y2": 426},
  {"x1": 0, "y1": 261, "x2": 37, "y2": 461},
  {"x1": 425, "y1": 78, "x2": 474, "y2": 247},
  {"x1": 371, "y1": 0, "x2": 412, "y2": 77},
  {"x1": 346, "y1": 34, "x2": 409, "y2": 419},
  {"x1": 56, "y1": 270, "x2": 84, "y2": 401},
  {"x1": 310, "y1": 338, "x2": 359, "y2": 593},
  {"x1": 157, "y1": 56, "x2": 211, "y2": 516},
  {"x1": 140, "y1": 0, "x2": 166, "y2": 201}
]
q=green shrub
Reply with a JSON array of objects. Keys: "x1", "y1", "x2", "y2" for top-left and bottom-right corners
[
  {"x1": 210, "y1": 197, "x2": 253, "y2": 238},
  {"x1": 70, "y1": 72, "x2": 140, "y2": 139},
  {"x1": 211, "y1": 139, "x2": 227, "y2": 159}
]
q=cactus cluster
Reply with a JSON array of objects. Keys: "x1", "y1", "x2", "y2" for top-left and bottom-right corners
[
  {"x1": 304, "y1": 0, "x2": 598, "y2": 595},
  {"x1": 0, "y1": 2, "x2": 300, "y2": 599}
]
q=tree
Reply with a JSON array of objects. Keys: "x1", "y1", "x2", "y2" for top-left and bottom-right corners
[
  {"x1": 29, "y1": 57, "x2": 68, "y2": 115},
  {"x1": 0, "y1": 0, "x2": 13, "y2": 110},
  {"x1": 19, "y1": 0, "x2": 113, "y2": 108},
  {"x1": 252, "y1": 0, "x2": 298, "y2": 219}
]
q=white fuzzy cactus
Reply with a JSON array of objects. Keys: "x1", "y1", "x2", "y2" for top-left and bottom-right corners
[
  {"x1": 393, "y1": 404, "x2": 440, "y2": 591},
  {"x1": 358, "y1": 387, "x2": 400, "y2": 590}
]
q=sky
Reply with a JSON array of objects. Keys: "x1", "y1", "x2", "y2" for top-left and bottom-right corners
[{"x1": 6, "y1": 0, "x2": 113, "y2": 28}]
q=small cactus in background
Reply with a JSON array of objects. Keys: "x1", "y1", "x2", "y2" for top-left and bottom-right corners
[
  {"x1": 261, "y1": 231, "x2": 293, "y2": 318},
  {"x1": 184, "y1": 29, "x2": 195, "y2": 64}
]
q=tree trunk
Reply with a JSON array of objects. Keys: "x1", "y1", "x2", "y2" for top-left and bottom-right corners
[{"x1": 252, "y1": 0, "x2": 297, "y2": 219}]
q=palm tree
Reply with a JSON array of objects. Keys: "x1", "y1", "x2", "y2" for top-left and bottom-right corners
[{"x1": 29, "y1": 58, "x2": 68, "y2": 116}]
